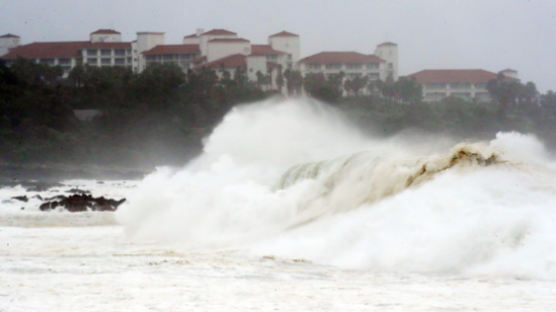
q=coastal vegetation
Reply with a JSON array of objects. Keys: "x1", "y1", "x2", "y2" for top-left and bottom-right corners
[{"x1": 1, "y1": 58, "x2": 556, "y2": 171}]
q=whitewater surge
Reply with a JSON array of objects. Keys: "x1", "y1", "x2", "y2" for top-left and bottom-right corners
[{"x1": 117, "y1": 98, "x2": 556, "y2": 278}]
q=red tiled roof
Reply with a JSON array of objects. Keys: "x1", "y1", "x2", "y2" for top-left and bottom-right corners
[
  {"x1": 91, "y1": 29, "x2": 120, "y2": 35},
  {"x1": 2, "y1": 41, "x2": 131, "y2": 59},
  {"x1": 143, "y1": 44, "x2": 200, "y2": 55},
  {"x1": 1, "y1": 33, "x2": 20, "y2": 38},
  {"x1": 2, "y1": 41, "x2": 87, "y2": 59},
  {"x1": 202, "y1": 29, "x2": 237, "y2": 36},
  {"x1": 269, "y1": 31, "x2": 299, "y2": 37},
  {"x1": 208, "y1": 38, "x2": 249, "y2": 43},
  {"x1": 251, "y1": 44, "x2": 286, "y2": 56},
  {"x1": 299, "y1": 51, "x2": 383, "y2": 64},
  {"x1": 409, "y1": 69, "x2": 498, "y2": 83},
  {"x1": 196, "y1": 54, "x2": 246, "y2": 69},
  {"x1": 378, "y1": 42, "x2": 397, "y2": 47}
]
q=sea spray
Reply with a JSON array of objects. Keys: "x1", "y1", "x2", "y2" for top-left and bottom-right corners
[{"x1": 116, "y1": 98, "x2": 556, "y2": 278}]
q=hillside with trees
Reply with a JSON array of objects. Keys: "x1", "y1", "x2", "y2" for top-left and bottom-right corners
[{"x1": 1, "y1": 58, "x2": 556, "y2": 177}]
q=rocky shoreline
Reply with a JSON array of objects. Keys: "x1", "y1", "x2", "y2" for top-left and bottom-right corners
[{"x1": 11, "y1": 189, "x2": 126, "y2": 212}]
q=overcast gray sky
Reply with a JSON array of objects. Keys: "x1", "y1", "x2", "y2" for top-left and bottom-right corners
[{"x1": 1, "y1": 0, "x2": 555, "y2": 91}]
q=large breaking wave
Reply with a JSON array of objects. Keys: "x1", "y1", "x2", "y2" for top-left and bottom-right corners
[{"x1": 117, "y1": 98, "x2": 556, "y2": 278}]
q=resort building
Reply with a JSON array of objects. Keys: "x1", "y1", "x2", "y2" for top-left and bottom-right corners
[
  {"x1": 409, "y1": 69, "x2": 519, "y2": 103},
  {"x1": 0, "y1": 28, "x2": 299, "y2": 87},
  {"x1": 142, "y1": 44, "x2": 201, "y2": 72},
  {"x1": 299, "y1": 42, "x2": 398, "y2": 82},
  {"x1": 1, "y1": 29, "x2": 134, "y2": 76}
]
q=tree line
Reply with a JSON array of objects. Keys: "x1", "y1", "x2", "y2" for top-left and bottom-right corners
[{"x1": 1, "y1": 58, "x2": 556, "y2": 168}]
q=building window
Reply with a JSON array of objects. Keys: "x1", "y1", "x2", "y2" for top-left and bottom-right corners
[
  {"x1": 388, "y1": 63, "x2": 393, "y2": 69},
  {"x1": 128, "y1": 57, "x2": 133, "y2": 63},
  {"x1": 426, "y1": 83, "x2": 447, "y2": 89},
  {"x1": 308, "y1": 63, "x2": 321, "y2": 70},
  {"x1": 163, "y1": 54, "x2": 173, "y2": 60},
  {"x1": 368, "y1": 73, "x2": 380, "y2": 80},
  {"x1": 101, "y1": 49, "x2": 111, "y2": 56},
  {"x1": 40, "y1": 58, "x2": 54, "y2": 65},
  {"x1": 475, "y1": 82, "x2": 487, "y2": 89},
  {"x1": 452, "y1": 92, "x2": 472, "y2": 98},
  {"x1": 58, "y1": 58, "x2": 71, "y2": 65},
  {"x1": 87, "y1": 49, "x2": 97, "y2": 55},
  {"x1": 101, "y1": 58, "x2": 111, "y2": 65},
  {"x1": 115, "y1": 49, "x2": 126, "y2": 56},
  {"x1": 115, "y1": 58, "x2": 125, "y2": 65},
  {"x1": 425, "y1": 92, "x2": 446, "y2": 100},
  {"x1": 346, "y1": 64, "x2": 362, "y2": 70},
  {"x1": 366, "y1": 63, "x2": 378, "y2": 69},
  {"x1": 325, "y1": 63, "x2": 341, "y2": 69},
  {"x1": 450, "y1": 82, "x2": 471, "y2": 89},
  {"x1": 87, "y1": 58, "x2": 97, "y2": 66}
]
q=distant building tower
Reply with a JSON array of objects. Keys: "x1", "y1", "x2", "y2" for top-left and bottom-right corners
[
  {"x1": 90, "y1": 29, "x2": 122, "y2": 43},
  {"x1": 268, "y1": 31, "x2": 300, "y2": 69},
  {"x1": 135, "y1": 32, "x2": 165, "y2": 72},
  {"x1": 374, "y1": 42, "x2": 398, "y2": 81},
  {"x1": 0, "y1": 33, "x2": 20, "y2": 57},
  {"x1": 182, "y1": 28, "x2": 203, "y2": 45},
  {"x1": 499, "y1": 68, "x2": 519, "y2": 81},
  {"x1": 198, "y1": 29, "x2": 238, "y2": 57}
]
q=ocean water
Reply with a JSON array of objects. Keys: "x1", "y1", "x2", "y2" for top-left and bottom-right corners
[{"x1": 1, "y1": 98, "x2": 556, "y2": 311}]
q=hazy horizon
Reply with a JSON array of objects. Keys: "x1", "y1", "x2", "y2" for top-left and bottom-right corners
[{"x1": 1, "y1": 0, "x2": 555, "y2": 92}]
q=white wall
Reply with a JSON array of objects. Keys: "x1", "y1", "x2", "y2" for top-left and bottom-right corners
[
  {"x1": 90, "y1": 33, "x2": 122, "y2": 43},
  {"x1": 374, "y1": 43, "x2": 398, "y2": 81},
  {"x1": 246, "y1": 55, "x2": 266, "y2": 81},
  {"x1": 207, "y1": 41, "x2": 250, "y2": 62},
  {"x1": 0, "y1": 36, "x2": 20, "y2": 57},
  {"x1": 200, "y1": 33, "x2": 237, "y2": 56},
  {"x1": 136, "y1": 32, "x2": 165, "y2": 72},
  {"x1": 269, "y1": 36, "x2": 300, "y2": 69},
  {"x1": 183, "y1": 37, "x2": 200, "y2": 44}
]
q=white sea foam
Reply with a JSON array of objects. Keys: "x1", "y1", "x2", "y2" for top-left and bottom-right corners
[{"x1": 116, "y1": 98, "x2": 556, "y2": 278}]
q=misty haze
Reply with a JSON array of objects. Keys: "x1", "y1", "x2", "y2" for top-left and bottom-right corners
[{"x1": 1, "y1": 1, "x2": 556, "y2": 311}]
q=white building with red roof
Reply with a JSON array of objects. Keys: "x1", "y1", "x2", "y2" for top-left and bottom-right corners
[
  {"x1": 0, "y1": 27, "x2": 301, "y2": 90},
  {"x1": 90, "y1": 29, "x2": 122, "y2": 43},
  {"x1": 409, "y1": 69, "x2": 519, "y2": 102},
  {"x1": 142, "y1": 44, "x2": 201, "y2": 71},
  {"x1": 1, "y1": 29, "x2": 134, "y2": 75},
  {"x1": 299, "y1": 42, "x2": 397, "y2": 83},
  {"x1": 268, "y1": 31, "x2": 300, "y2": 69}
]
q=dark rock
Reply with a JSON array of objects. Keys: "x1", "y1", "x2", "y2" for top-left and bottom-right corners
[
  {"x1": 12, "y1": 195, "x2": 28, "y2": 202},
  {"x1": 66, "y1": 188, "x2": 91, "y2": 195},
  {"x1": 39, "y1": 194, "x2": 126, "y2": 212}
]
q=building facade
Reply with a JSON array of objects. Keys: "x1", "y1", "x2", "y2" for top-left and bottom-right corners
[
  {"x1": 298, "y1": 42, "x2": 398, "y2": 83},
  {"x1": 409, "y1": 69, "x2": 519, "y2": 103},
  {"x1": 1, "y1": 29, "x2": 133, "y2": 76}
]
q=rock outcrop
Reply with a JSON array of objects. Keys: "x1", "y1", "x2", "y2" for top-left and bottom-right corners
[{"x1": 39, "y1": 194, "x2": 125, "y2": 212}]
